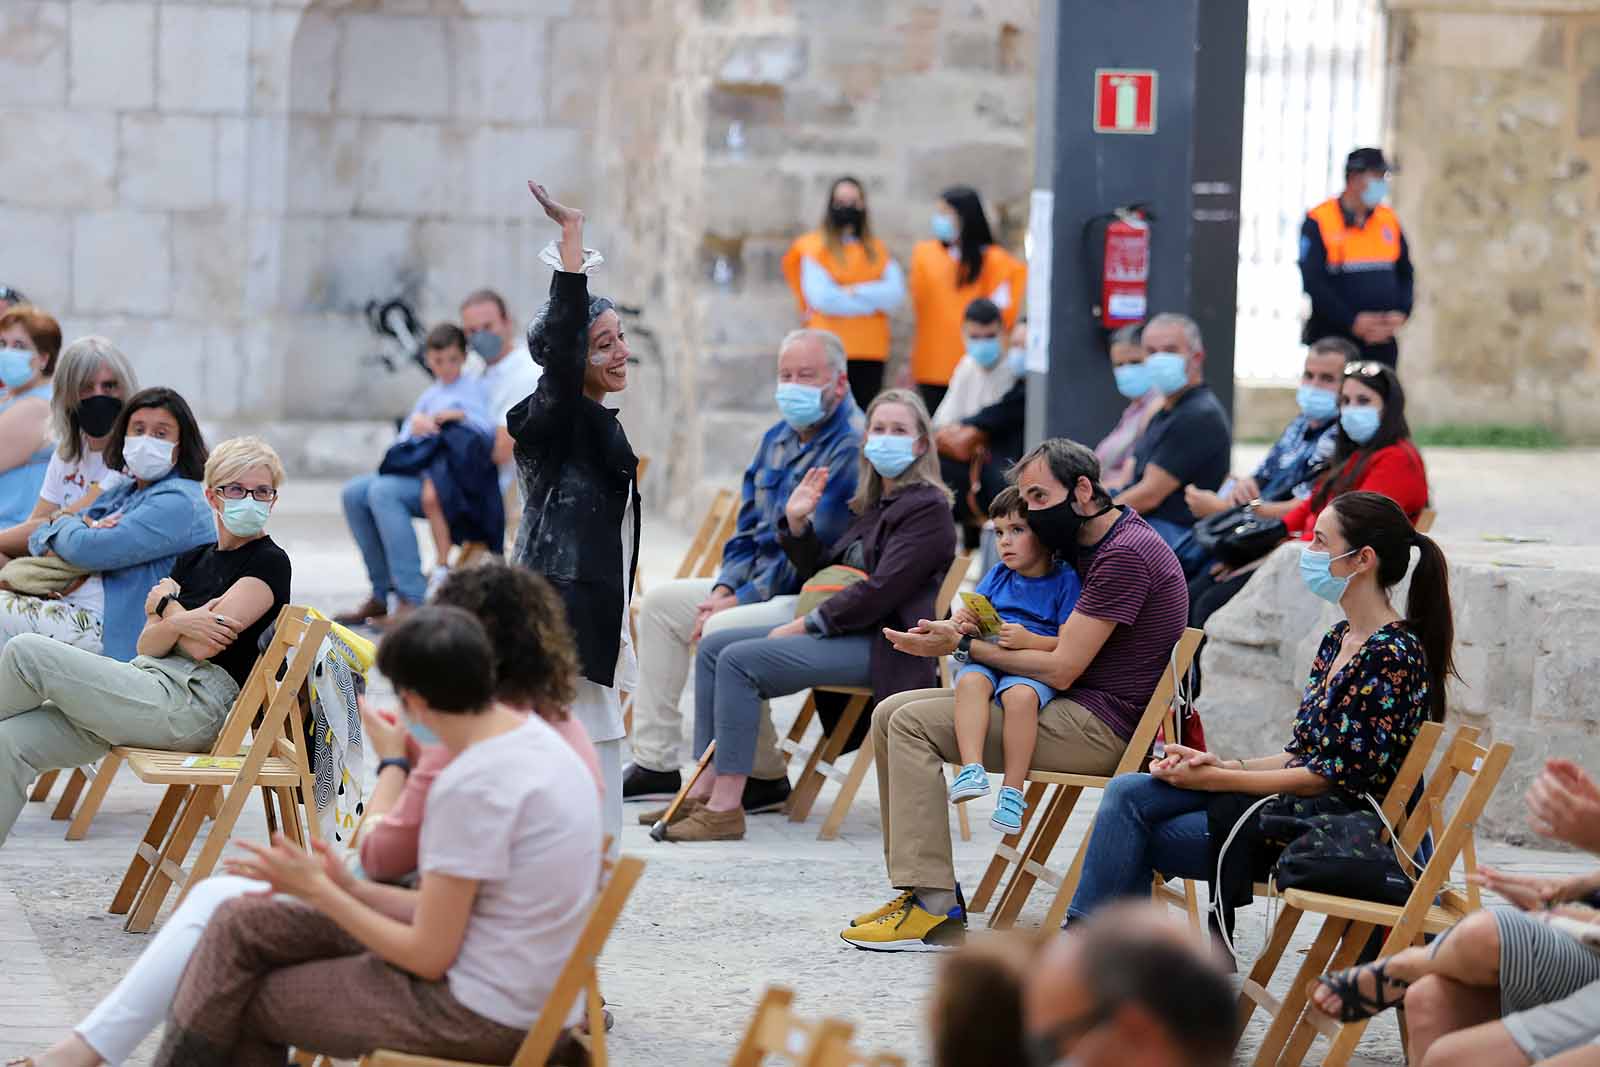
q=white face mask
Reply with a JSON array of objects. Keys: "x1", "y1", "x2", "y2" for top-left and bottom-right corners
[{"x1": 123, "y1": 434, "x2": 177, "y2": 482}]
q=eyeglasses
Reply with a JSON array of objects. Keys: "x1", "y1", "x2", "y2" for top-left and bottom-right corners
[
  {"x1": 216, "y1": 483, "x2": 277, "y2": 502},
  {"x1": 1344, "y1": 360, "x2": 1389, "y2": 380}
]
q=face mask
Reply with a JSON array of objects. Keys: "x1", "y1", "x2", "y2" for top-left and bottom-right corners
[
  {"x1": 775, "y1": 382, "x2": 827, "y2": 430},
  {"x1": 0, "y1": 346, "x2": 35, "y2": 388},
  {"x1": 863, "y1": 433, "x2": 919, "y2": 478},
  {"x1": 931, "y1": 214, "x2": 958, "y2": 243},
  {"x1": 77, "y1": 394, "x2": 123, "y2": 438},
  {"x1": 1299, "y1": 546, "x2": 1359, "y2": 604},
  {"x1": 967, "y1": 336, "x2": 1002, "y2": 369},
  {"x1": 1296, "y1": 384, "x2": 1339, "y2": 422},
  {"x1": 402, "y1": 699, "x2": 441, "y2": 746},
  {"x1": 828, "y1": 204, "x2": 863, "y2": 231},
  {"x1": 122, "y1": 434, "x2": 177, "y2": 482},
  {"x1": 1007, "y1": 346, "x2": 1027, "y2": 374},
  {"x1": 1025, "y1": 495, "x2": 1113, "y2": 553},
  {"x1": 1113, "y1": 363, "x2": 1152, "y2": 399},
  {"x1": 467, "y1": 329, "x2": 503, "y2": 362},
  {"x1": 1340, "y1": 405, "x2": 1382, "y2": 444},
  {"x1": 1145, "y1": 352, "x2": 1189, "y2": 396},
  {"x1": 219, "y1": 497, "x2": 271, "y2": 537},
  {"x1": 1361, "y1": 177, "x2": 1388, "y2": 208}
]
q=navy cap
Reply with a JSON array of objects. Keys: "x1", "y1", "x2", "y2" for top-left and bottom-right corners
[{"x1": 1345, "y1": 147, "x2": 1393, "y2": 175}]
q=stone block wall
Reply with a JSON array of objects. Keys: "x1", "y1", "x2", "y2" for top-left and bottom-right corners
[
  {"x1": 1387, "y1": 0, "x2": 1600, "y2": 442},
  {"x1": 1200, "y1": 538, "x2": 1600, "y2": 841}
]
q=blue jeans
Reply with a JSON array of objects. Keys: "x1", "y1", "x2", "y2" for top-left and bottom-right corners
[
  {"x1": 1145, "y1": 516, "x2": 1192, "y2": 550},
  {"x1": 342, "y1": 473, "x2": 426, "y2": 605},
  {"x1": 1067, "y1": 773, "x2": 1212, "y2": 922}
]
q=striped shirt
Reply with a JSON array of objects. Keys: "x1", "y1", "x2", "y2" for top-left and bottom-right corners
[{"x1": 1064, "y1": 508, "x2": 1189, "y2": 739}]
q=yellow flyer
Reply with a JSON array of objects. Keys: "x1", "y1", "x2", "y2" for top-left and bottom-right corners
[{"x1": 958, "y1": 592, "x2": 1003, "y2": 637}]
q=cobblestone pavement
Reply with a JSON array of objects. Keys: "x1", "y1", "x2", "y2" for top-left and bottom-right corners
[{"x1": 3, "y1": 453, "x2": 1597, "y2": 1066}]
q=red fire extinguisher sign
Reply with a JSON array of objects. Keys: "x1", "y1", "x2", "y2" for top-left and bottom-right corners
[
  {"x1": 1101, "y1": 210, "x2": 1150, "y2": 328},
  {"x1": 1093, "y1": 69, "x2": 1157, "y2": 135}
]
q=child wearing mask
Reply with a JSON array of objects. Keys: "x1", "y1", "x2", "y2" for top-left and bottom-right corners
[
  {"x1": 931, "y1": 298, "x2": 1018, "y2": 431},
  {"x1": 946, "y1": 486, "x2": 1082, "y2": 833}
]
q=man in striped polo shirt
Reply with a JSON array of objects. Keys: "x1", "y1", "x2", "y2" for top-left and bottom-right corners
[{"x1": 842, "y1": 438, "x2": 1189, "y2": 952}]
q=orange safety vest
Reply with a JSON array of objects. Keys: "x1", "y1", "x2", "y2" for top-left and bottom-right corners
[
  {"x1": 780, "y1": 231, "x2": 896, "y2": 362},
  {"x1": 907, "y1": 241, "x2": 1025, "y2": 386},
  {"x1": 1307, "y1": 199, "x2": 1402, "y2": 274}
]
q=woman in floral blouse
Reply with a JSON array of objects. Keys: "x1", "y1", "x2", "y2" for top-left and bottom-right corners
[{"x1": 1066, "y1": 490, "x2": 1455, "y2": 920}]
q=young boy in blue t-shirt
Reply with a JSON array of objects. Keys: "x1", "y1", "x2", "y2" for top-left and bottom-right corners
[{"x1": 947, "y1": 486, "x2": 1082, "y2": 833}]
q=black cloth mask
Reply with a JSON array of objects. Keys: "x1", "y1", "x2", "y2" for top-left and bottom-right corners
[
  {"x1": 829, "y1": 204, "x2": 864, "y2": 231},
  {"x1": 77, "y1": 394, "x2": 123, "y2": 438},
  {"x1": 1025, "y1": 496, "x2": 1113, "y2": 555}
]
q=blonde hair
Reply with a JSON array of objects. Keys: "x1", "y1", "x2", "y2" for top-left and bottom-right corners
[
  {"x1": 204, "y1": 436, "x2": 286, "y2": 491},
  {"x1": 51, "y1": 337, "x2": 140, "y2": 462},
  {"x1": 849, "y1": 388, "x2": 953, "y2": 514}
]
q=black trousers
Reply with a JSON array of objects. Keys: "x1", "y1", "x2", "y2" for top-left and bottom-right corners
[
  {"x1": 918, "y1": 383, "x2": 948, "y2": 415},
  {"x1": 1185, "y1": 567, "x2": 1253, "y2": 699},
  {"x1": 847, "y1": 360, "x2": 885, "y2": 411}
]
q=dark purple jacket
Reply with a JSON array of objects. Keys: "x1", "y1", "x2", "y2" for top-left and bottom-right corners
[{"x1": 780, "y1": 481, "x2": 956, "y2": 706}]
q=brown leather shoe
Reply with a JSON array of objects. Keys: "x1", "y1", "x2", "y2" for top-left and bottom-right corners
[
  {"x1": 371, "y1": 601, "x2": 418, "y2": 631},
  {"x1": 637, "y1": 797, "x2": 703, "y2": 826},
  {"x1": 663, "y1": 805, "x2": 745, "y2": 842},
  {"x1": 333, "y1": 597, "x2": 386, "y2": 625}
]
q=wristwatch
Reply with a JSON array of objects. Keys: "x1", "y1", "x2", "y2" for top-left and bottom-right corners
[
  {"x1": 153, "y1": 594, "x2": 174, "y2": 618},
  {"x1": 952, "y1": 634, "x2": 974, "y2": 664}
]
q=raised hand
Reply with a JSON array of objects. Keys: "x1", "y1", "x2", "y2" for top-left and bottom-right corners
[
  {"x1": 785, "y1": 467, "x2": 829, "y2": 530},
  {"x1": 528, "y1": 180, "x2": 586, "y2": 273}
]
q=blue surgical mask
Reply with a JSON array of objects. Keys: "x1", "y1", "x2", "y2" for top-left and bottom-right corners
[
  {"x1": 774, "y1": 382, "x2": 826, "y2": 430},
  {"x1": 863, "y1": 433, "x2": 919, "y2": 478},
  {"x1": 931, "y1": 214, "x2": 957, "y2": 243},
  {"x1": 0, "y1": 346, "x2": 35, "y2": 388},
  {"x1": 1361, "y1": 178, "x2": 1388, "y2": 208},
  {"x1": 467, "y1": 329, "x2": 503, "y2": 362},
  {"x1": 1299, "y1": 546, "x2": 1359, "y2": 605},
  {"x1": 1007, "y1": 346, "x2": 1026, "y2": 374},
  {"x1": 219, "y1": 497, "x2": 271, "y2": 537},
  {"x1": 401, "y1": 699, "x2": 441, "y2": 746},
  {"x1": 1145, "y1": 352, "x2": 1189, "y2": 396},
  {"x1": 1113, "y1": 362, "x2": 1152, "y2": 399},
  {"x1": 967, "y1": 337, "x2": 1002, "y2": 369},
  {"x1": 1340, "y1": 405, "x2": 1382, "y2": 444},
  {"x1": 1296, "y1": 384, "x2": 1339, "y2": 422}
]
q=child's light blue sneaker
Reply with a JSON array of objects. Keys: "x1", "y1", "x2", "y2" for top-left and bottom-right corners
[
  {"x1": 948, "y1": 763, "x2": 990, "y2": 804},
  {"x1": 990, "y1": 785, "x2": 1028, "y2": 834}
]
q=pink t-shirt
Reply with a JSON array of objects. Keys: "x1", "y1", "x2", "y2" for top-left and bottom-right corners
[{"x1": 357, "y1": 713, "x2": 603, "y2": 882}]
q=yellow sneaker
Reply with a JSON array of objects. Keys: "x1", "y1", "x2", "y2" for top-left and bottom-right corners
[
  {"x1": 839, "y1": 896, "x2": 965, "y2": 952},
  {"x1": 850, "y1": 891, "x2": 913, "y2": 927}
]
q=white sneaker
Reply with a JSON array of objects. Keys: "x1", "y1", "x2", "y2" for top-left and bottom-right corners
[{"x1": 425, "y1": 565, "x2": 450, "y2": 600}]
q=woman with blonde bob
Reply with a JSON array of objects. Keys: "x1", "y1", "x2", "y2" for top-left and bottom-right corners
[
  {"x1": 0, "y1": 436, "x2": 294, "y2": 845},
  {"x1": 0, "y1": 336, "x2": 140, "y2": 562},
  {"x1": 656, "y1": 388, "x2": 957, "y2": 841}
]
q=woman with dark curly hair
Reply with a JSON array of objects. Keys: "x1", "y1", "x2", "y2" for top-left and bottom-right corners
[
  {"x1": 17, "y1": 562, "x2": 596, "y2": 1067},
  {"x1": 507, "y1": 180, "x2": 639, "y2": 850}
]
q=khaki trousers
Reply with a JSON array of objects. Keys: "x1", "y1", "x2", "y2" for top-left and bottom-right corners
[
  {"x1": 873, "y1": 687, "x2": 1125, "y2": 891},
  {"x1": 630, "y1": 577, "x2": 794, "y2": 778}
]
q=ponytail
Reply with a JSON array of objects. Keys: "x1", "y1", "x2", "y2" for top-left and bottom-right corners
[{"x1": 1329, "y1": 491, "x2": 1458, "y2": 722}]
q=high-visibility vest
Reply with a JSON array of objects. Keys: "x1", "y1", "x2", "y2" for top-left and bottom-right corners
[
  {"x1": 907, "y1": 241, "x2": 1025, "y2": 386},
  {"x1": 780, "y1": 231, "x2": 896, "y2": 362},
  {"x1": 1308, "y1": 198, "x2": 1402, "y2": 274}
]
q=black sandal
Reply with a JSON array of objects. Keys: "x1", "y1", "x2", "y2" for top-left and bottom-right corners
[{"x1": 1310, "y1": 959, "x2": 1409, "y2": 1022}]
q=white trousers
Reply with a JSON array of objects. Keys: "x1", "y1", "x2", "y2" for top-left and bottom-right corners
[
  {"x1": 77, "y1": 875, "x2": 273, "y2": 1065},
  {"x1": 628, "y1": 577, "x2": 796, "y2": 776}
]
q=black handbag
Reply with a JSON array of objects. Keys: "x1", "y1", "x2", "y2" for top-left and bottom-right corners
[
  {"x1": 1261, "y1": 795, "x2": 1413, "y2": 905},
  {"x1": 1190, "y1": 506, "x2": 1288, "y2": 568}
]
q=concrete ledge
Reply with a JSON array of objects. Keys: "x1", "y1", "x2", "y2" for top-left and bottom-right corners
[
  {"x1": 1199, "y1": 540, "x2": 1600, "y2": 841},
  {"x1": 200, "y1": 419, "x2": 395, "y2": 479}
]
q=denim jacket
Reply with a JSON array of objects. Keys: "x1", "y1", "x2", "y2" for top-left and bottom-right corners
[
  {"x1": 715, "y1": 398, "x2": 864, "y2": 605},
  {"x1": 28, "y1": 474, "x2": 217, "y2": 661}
]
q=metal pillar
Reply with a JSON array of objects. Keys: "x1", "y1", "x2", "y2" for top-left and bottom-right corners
[{"x1": 1026, "y1": 0, "x2": 1249, "y2": 450}]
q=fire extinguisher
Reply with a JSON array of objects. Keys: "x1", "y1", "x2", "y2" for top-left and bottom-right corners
[{"x1": 1082, "y1": 203, "x2": 1154, "y2": 335}]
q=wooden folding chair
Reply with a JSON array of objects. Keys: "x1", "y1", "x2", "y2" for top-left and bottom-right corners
[
  {"x1": 965, "y1": 627, "x2": 1203, "y2": 930},
  {"x1": 730, "y1": 986, "x2": 907, "y2": 1067},
  {"x1": 1150, "y1": 720, "x2": 1446, "y2": 934},
  {"x1": 1238, "y1": 725, "x2": 1510, "y2": 1067},
  {"x1": 1415, "y1": 506, "x2": 1436, "y2": 534},
  {"x1": 104, "y1": 606, "x2": 330, "y2": 932},
  {"x1": 783, "y1": 554, "x2": 973, "y2": 841},
  {"x1": 302, "y1": 854, "x2": 645, "y2": 1067},
  {"x1": 623, "y1": 485, "x2": 739, "y2": 734}
]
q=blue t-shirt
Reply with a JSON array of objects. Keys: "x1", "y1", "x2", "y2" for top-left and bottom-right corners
[
  {"x1": 974, "y1": 559, "x2": 1082, "y2": 638},
  {"x1": 401, "y1": 376, "x2": 492, "y2": 440}
]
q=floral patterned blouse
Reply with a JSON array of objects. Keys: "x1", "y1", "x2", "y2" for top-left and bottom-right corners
[{"x1": 1285, "y1": 620, "x2": 1429, "y2": 798}]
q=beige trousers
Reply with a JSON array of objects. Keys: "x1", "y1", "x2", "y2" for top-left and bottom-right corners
[
  {"x1": 630, "y1": 577, "x2": 795, "y2": 778},
  {"x1": 873, "y1": 687, "x2": 1126, "y2": 891}
]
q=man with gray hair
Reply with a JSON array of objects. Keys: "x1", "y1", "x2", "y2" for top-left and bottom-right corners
[
  {"x1": 623, "y1": 328, "x2": 865, "y2": 810},
  {"x1": 1113, "y1": 312, "x2": 1231, "y2": 548}
]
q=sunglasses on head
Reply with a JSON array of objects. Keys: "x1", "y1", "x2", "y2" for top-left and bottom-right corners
[
  {"x1": 1344, "y1": 360, "x2": 1389, "y2": 380},
  {"x1": 0, "y1": 287, "x2": 24, "y2": 304}
]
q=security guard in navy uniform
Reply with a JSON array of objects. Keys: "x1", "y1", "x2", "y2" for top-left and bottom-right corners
[{"x1": 1299, "y1": 147, "x2": 1414, "y2": 368}]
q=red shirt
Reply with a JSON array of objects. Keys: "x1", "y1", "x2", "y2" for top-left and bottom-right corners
[{"x1": 1283, "y1": 439, "x2": 1429, "y2": 540}]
